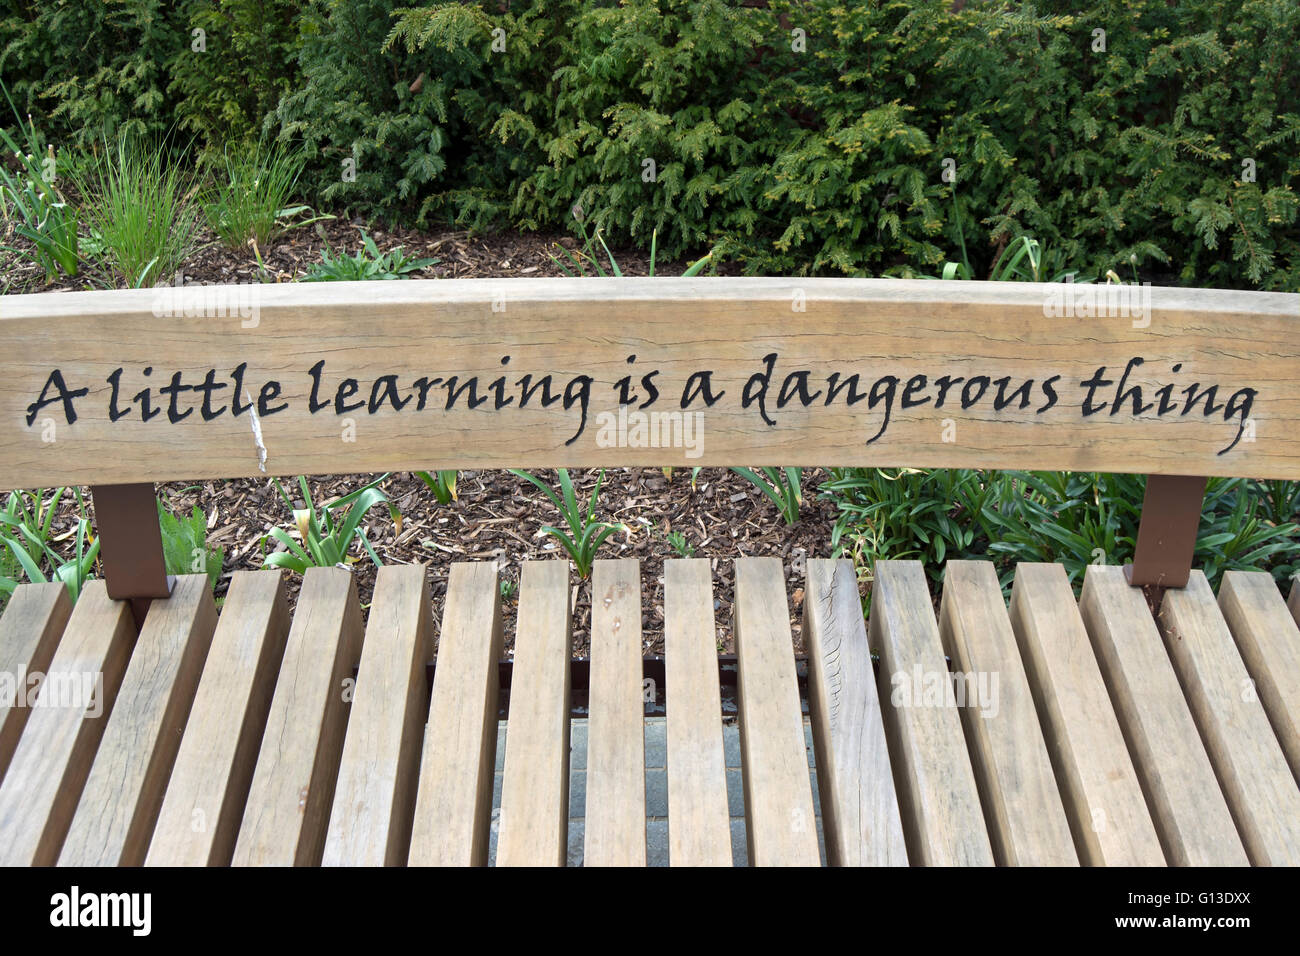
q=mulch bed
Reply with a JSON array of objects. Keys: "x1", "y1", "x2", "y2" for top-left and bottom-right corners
[
  {"x1": 140, "y1": 467, "x2": 838, "y2": 658},
  {"x1": 5, "y1": 217, "x2": 838, "y2": 656}
]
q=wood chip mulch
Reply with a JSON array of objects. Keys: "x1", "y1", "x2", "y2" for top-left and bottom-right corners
[{"x1": 141, "y1": 467, "x2": 837, "y2": 658}]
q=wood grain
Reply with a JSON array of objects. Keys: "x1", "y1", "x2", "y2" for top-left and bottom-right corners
[
  {"x1": 0, "y1": 582, "x2": 71, "y2": 785},
  {"x1": 1079, "y1": 566, "x2": 1247, "y2": 866},
  {"x1": 496, "y1": 561, "x2": 572, "y2": 866},
  {"x1": 803, "y1": 558, "x2": 908, "y2": 866},
  {"x1": 871, "y1": 560, "x2": 994, "y2": 866},
  {"x1": 1217, "y1": 571, "x2": 1300, "y2": 784},
  {"x1": 2, "y1": 279, "x2": 1295, "y2": 487},
  {"x1": 1009, "y1": 563, "x2": 1164, "y2": 866},
  {"x1": 1159, "y1": 572, "x2": 1300, "y2": 865},
  {"x1": 732, "y1": 558, "x2": 821, "y2": 867},
  {"x1": 584, "y1": 559, "x2": 646, "y2": 866},
  {"x1": 145, "y1": 571, "x2": 290, "y2": 866},
  {"x1": 663, "y1": 559, "x2": 731, "y2": 867},
  {"x1": 938, "y1": 560, "x2": 1077, "y2": 866},
  {"x1": 408, "y1": 562, "x2": 502, "y2": 867},
  {"x1": 58, "y1": 574, "x2": 217, "y2": 866},
  {"x1": 0, "y1": 582, "x2": 134, "y2": 865},
  {"x1": 323, "y1": 565, "x2": 432, "y2": 866},
  {"x1": 232, "y1": 567, "x2": 364, "y2": 866}
]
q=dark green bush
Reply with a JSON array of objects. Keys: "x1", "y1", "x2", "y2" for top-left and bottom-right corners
[
  {"x1": 3, "y1": 0, "x2": 1297, "y2": 288},
  {"x1": 170, "y1": 0, "x2": 304, "y2": 151}
]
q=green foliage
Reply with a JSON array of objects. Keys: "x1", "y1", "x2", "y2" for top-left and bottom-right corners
[
  {"x1": 73, "y1": 133, "x2": 199, "y2": 286},
  {"x1": 3, "y1": 0, "x2": 1298, "y2": 288},
  {"x1": 822, "y1": 468, "x2": 994, "y2": 610},
  {"x1": 509, "y1": 468, "x2": 627, "y2": 579},
  {"x1": 202, "y1": 138, "x2": 319, "y2": 251},
  {"x1": 731, "y1": 467, "x2": 803, "y2": 525},
  {"x1": 170, "y1": 0, "x2": 304, "y2": 151},
  {"x1": 0, "y1": 84, "x2": 78, "y2": 280},
  {"x1": 0, "y1": 488, "x2": 99, "y2": 605},
  {"x1": 302, "y1": 229, "x2": 437, "y2": 280},
  {"x1": 822, "y1": 469, "x2": 1300, "y2": 608},
  {"x1": 414, "y1": 470, "x2": 458, "y2": 505},
  {"x1": 157, "y1": 499, "x2": 223, "y2": 591},
  {"x1": 664, "y1": 528, "x2": 695, "y2": 559},
  {"x1": 0, "y1": 0, "x2": 195, "y2": 147},
  {"x1": 547, "y1": 215, "x2": 716, "y2": 278},
  {"x1": 271, "y1": 0, "x2": 491, "y2": 224},
  {"x1": 263, "y1": 475, "x2": 390, "y2": 574}
]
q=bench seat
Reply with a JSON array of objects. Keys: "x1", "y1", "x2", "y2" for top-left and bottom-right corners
[{"x1": 1, "y1": 557, "x2": 1297, "y2": 867}]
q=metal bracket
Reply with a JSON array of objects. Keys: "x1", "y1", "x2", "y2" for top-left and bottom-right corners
[
  {"x1": 1124, "y1": 474, "x2": 1207, "y2": 591},
  {"x1": 90, "y1": 483, "x2": 174, "y2": 630}
]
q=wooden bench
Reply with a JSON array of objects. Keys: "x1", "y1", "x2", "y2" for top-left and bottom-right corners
[{"x1": 0, "y1": 278, "x2": 1297, "y2": 866}]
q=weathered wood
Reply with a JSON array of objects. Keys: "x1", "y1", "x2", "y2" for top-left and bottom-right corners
[
  {"x1": 145, "y1": 571, "x2": 290, "y2": 866},
  {"x1": 0, "y1": 583, "x2": 71, "y2": 784},
  {"x1": 3, "y1": 280, "x2": 1295, "y2": 486},
  {"x1": 871, "y1": 560, "x2": 994, "y2": 866},
  {"x1": 58, "y1": 574, "x2": 217, "y2": 866},
  {"x1": 803, "y1": 558, "x2": 907, "y2": 866},
  {"x1": 0, "y1": 582, "x2": 134, "y2": 865},
  {"x1": 1159, "y1": 572, "x2": 1300, "y2": 865},
  {"x1": 732, "y1": 558, "x2": 821, "y2": 867},
  {"x1": 1079, "y1": 566, "x2": 1247, "y2": 866},
  {"x1": 1009, "y1": 563, "x2": 1164, "y2": 866},
  {"x1": 663, "y1": 559, "x2": 732, "y2": 867},
  {"x1": 938, "y1": 560, "x2": 1077, "y2": 866},
  {"x1": 496, "y1": 561, "x2": 572, "y2": 866},
  {"x1": 323, "y1": 565, "x2": 432, "y2": 866},
  {"x1": 233, "y1": 567, "x2": 364, "y2": 866},
  {"x1": 584, "y1": 559, "x2": 646, "y2": 866},
  {"x1": 1289, "y1": 579, "x2": 1299, "y2": 626},
  {"x1": 408, "y1": 562, "x2": 502, "y2": 867},
  {"x1": 1217, "y1": 571, "x2": 1300, "y2": 784}
]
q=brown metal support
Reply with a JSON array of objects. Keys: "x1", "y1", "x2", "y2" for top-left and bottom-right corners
[
  {"x1": 90, "y1": 483, "x2": 173, "y2": 630},
  {"x1": 1124, "y1": 474, "x2": 1207, "y2": 590}
]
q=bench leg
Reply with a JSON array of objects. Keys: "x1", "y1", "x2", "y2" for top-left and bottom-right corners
[
  {"x1": 90, "y1": 483, "x2": 173, "y2": 630},
  {"x1": 1124, "y1": 474, "x2": 1206, "y2": 590}
]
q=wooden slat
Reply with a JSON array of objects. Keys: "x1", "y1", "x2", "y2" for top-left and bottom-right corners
[
  {"x1": 584, "y1": 559, "x2": 646, "y2": 866},
  {"x1": 1079, "y1": 566, "x2": 1247, "y2": 866},
  {"x1": 1289, "y1": 579, "x2": 1299, "y2": 626},
  {"x1": 1218, "y1": 571, "x2": 1300, "y2": 783},
  {"x1": 1009, "y1": 563, "x2": 1164, "y2": 866},
  {"x1": 323, "y1": 565, "x2": 432, "y2": 866},
  {"x1": 870, "y1": 560, "x2": 993, "y2": 866},
  {"x1": 1159, "y1": 572, "x2": 1300, "y2": 865},
  {"x1": 232, "y1": 567, "x2": 364, "y2": 866},
  {"x1": 3, "y1": 281, "x2": 1296, "y2": 488},
  {"x1": 0, "y1": 582, "x2": 134, "y2": 865},
  {"x1": 145, "y1": 571, "x2": 290, "y2": 866},
  {"x1": 803, "y1": 558, "x2": 907, "y2": 866},
  {"x1": 408, "y1": 562, "x2": 502, "y2": 866},
  {"x1": 0, "y1": 583, "x2": 71, "y2": 784},
  {"x1": 732, "y1": 557, "x2": 820, "y2": 867},
  {"x1": 938, "y1": 560, "x2": 1077, "y2": 866},
  {"x1": 663, "y1": 559, "x2": 731, "y2": 867},
  {"x1": 58, "y1": 574, "x2": 217, "y2": 866},
  {"x1": 496, "y1": 561, "x2": 571, "y2": 866}
]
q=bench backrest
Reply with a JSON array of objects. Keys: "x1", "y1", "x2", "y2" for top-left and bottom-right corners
[{"x1": 2, "y1": 278, "x2": 1296, "y2": 488}]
